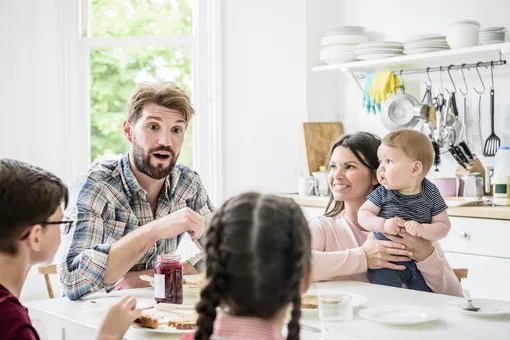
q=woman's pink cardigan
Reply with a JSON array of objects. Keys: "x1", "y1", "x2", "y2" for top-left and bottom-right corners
[{"x1": 310, "y1": 214, "x2": 462, "y2": 297}]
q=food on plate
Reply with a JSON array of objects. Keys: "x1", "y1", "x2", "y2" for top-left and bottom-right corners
[
  {"x1": 301, "y1": 295, "x2": 318, "y2": 309},
  {"x1": 168, "y1": 315, "x2": 196, "y2": 330},
  {"x1": 134, "y1": 315, "x2": 159, "y2": 329},
  {"x1": 90, "y1": 300, "x2": 96, "y2": 304}
]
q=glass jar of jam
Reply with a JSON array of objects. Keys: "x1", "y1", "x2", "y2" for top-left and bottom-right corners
[{"x1": 154, "y1": 254, "x2": 183, "y2": 304}]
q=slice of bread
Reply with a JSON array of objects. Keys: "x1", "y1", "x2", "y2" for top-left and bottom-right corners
[
  {"x1": 168, "y1": 315, "x2": 196, "y2": 330},
  {"x1": 301, "y1": 295, "x2": 318, "y2": 309},
  {"x1": 134, "y1": 315, "x2": 159, "y2": 329}
]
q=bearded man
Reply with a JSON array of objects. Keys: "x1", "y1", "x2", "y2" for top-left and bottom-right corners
[{"x1": 59, "y1": 82, "x2": 213, "y2": 300}]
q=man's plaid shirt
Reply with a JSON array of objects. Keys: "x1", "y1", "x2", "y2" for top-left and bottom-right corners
[{"x1": 59, "y1": 154, "x2": 214, "y2": 300}]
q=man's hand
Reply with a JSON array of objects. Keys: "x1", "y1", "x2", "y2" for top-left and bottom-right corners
[
  {"x1": 183, "y1": 262, "x2": 199, "y2": 275},
  {"x1": 114, "y1": 269, "x2": 153, "y2": 291},
  {"x1": 404, "y1": 220, "x2": 424, "y2": 237},
  {"x1": 383, "y1": 217, "x2": 405, "y2": 235},
  {"x1": 159, "y1": 208, "x2": 205, "y2": 241}
]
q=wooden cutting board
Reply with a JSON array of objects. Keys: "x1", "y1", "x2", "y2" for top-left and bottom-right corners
[{"x1": 302, "y1": 122, "x2": 344, "y2": 176}]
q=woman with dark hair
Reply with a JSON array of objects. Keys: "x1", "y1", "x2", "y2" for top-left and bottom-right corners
[
  {"x1": 181, "y1": 192, "x2": 312, "y2": 340},
  {"x1": 310, "y1": 132, "x2": 462, "y2": 296}
]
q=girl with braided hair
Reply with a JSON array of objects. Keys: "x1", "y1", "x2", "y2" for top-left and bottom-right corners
[{"x1": 180, "y1": 192, "x2": 312, "y2": 340}]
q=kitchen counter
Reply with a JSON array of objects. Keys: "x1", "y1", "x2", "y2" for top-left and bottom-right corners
[{"x1": 279, "y1": 194, "x2": 510, "y2": 221}]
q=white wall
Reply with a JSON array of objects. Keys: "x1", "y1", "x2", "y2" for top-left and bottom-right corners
[
  {"x1": 221, "y1": 0, "x2": 309, "y2": 197},
  {"x1": 0, "y1": 0, "x2": 65, "y2": 179},
  {"x1": 337, "y1": 0, "x2": 510, "y2": 176}
]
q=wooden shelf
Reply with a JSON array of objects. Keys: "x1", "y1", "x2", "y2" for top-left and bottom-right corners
[{"x1": 312, "y1": 42, "x2": 510, "y2": 74}]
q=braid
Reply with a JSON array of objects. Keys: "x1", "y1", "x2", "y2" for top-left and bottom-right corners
[
  {"x1": 194, "y1": 204, "x2": 228, "y2": 340},
  {"x1": 286, "y1": 204, "x2": 306, "y2": 340}
]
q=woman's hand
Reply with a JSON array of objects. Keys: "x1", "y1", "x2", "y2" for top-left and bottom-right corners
[
  {"x1": 385, "y1": 232, "x2": 434, "y2": 262},
  {"x1": 361, "y1": 237, "x2": 413, "y2": 270}
]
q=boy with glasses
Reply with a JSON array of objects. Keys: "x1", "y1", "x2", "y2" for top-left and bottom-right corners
[{"x1": 0, "y1": 158, "x2": 140, "y2": 339}]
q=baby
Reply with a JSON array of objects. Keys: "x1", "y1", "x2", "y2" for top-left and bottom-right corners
[{"x1": 358, "y1": 128, "x2": 451, "y2": 292}]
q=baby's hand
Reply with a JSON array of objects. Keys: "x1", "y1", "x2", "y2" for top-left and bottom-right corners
[
  {"x1": 405, "y1": 220, "x2": 423, "y2": 237},
  {"x1": 384, "y1": 217, "x2": 404, "y2": 235}
]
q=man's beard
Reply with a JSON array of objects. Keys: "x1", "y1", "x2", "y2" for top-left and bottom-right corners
[{"x1": 132, "y1": 138, "x2": 178, "y2": 180}]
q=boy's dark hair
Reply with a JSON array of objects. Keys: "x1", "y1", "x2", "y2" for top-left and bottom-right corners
[
  {"x1": 194, "y1": 192, "x2": 312, "y2": 340},
  {"x1": 0, "y1": 159, "x2": 68, "y2": 254}
]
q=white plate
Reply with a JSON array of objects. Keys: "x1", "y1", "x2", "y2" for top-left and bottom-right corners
[
  {"x1": 132, "y1": 307, "x2": 195, "y2": 334},
  {"x1": 444, "y1": 298, "x2": 510, "y2": 317},
  {"x1": 357, "y1": 53, "x2": 402, "y2": 61},
  {"x1": 359, "y1": 305, "x2": 438, "y2": 325},
  {"x1": 80, "y1": 297, "x2": 155, "y2": 312},
  {"x1": 356, "y1": 41, "x2": 403, "y2": 49},
  {"x1": 132, "y1": 324, "x2": 191, "y2": 334},
  {"x1": 404, "y1": 47, "x2": 449, "y2": 54},
  {"x1": 355, "y1": 48, "x2": 404, "y2": 55},
  {"x1": 405, "y1": 33, "x2": 446, "y2": 43},
  {"x1": 480, "y1": 26, "x2": 506, "y2": 32},
  {"x1": 404, "y1": 42, "x2": 449, "y2": 49}
]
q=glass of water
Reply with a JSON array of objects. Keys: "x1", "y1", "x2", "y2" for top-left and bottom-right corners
[{"x1": 318, "y1": 294, "x2": 353, "y2": 336}]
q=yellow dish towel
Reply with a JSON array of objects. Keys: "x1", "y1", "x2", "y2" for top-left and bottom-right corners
[{"x1": 369, "y1": 71, "x2": 402, "y2": 104}]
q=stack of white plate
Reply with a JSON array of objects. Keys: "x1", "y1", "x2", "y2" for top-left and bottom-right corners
[
  {"x1": 319, "y1": 25, "x2": 367, "y2": 64},
  {"x1": 404, "y1": 34, "x2": 450, "y2": 54},
  {"x1": 354, "y1": 41, "x2": 404, "y2": 61},
  {"x1": 479, "y1": 27, "x2": 506, "y2": 45}
]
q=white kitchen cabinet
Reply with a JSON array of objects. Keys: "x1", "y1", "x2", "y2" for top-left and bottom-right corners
[{"x1": 444, "y1": 252, "x2": 510, "y2": 301}]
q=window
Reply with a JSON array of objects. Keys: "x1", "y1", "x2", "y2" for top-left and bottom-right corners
[
  {"x1": 86, "y1": 0, "x2": 195, "y2": 166},
  {"x1": 57, "y1": 0, "x2": 221, "y2": 202}
]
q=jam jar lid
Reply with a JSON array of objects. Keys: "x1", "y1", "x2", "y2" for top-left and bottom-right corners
[{"x1": 157, "y1": 254, "x2": 181, "y2": 262}]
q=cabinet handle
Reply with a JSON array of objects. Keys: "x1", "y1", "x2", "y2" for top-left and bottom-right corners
[{"x1": 459, "y1": 232, "x2": 469, "y2": 240}]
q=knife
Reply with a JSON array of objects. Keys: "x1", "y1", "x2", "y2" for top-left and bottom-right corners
[
  {"x1": 458, "y1": 141, "x2": 474, "y2": 162},
  {"x1": 449, "y1": 147, "x2": 467, "y2": 169},
  {"x1": 453, "y1": 145, "x2": 470, "y2": 167}
]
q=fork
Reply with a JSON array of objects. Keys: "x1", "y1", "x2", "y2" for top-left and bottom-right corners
[{"x1": 462, "y1": 290, "x2": 481, "y2": 312}]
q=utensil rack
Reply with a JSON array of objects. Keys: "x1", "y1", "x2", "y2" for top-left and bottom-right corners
[{"x1": 354, "y1": 59, "x2": 507, "y2": 79}]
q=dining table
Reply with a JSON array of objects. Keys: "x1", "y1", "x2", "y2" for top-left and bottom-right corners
[{"x1": 25, "y1": 280, "x2": 510, "y2": 340}]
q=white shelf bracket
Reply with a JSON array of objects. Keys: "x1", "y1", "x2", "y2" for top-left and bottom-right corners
[{"x1": 344, "y1": 69, "x2": 364, "y2": 97}]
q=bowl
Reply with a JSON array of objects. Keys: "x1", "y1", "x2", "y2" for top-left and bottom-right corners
[{"x1": 447, "y1": 20, "x2": 480, "y2": 49}]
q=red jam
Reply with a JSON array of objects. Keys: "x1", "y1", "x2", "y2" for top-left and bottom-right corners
[{"x1": 154, "y1": 254, "x2": 183, "y2": 304}]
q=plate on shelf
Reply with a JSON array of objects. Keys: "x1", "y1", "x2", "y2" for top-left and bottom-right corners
[
  {"x1": 404, "y1": 47, "x2": 450, "y2": 54},
  {"x1": 355, "y1": 48, "x2": 404, "y2": 55},
  {"x1": 359, "y1": 305, "x2": 438, "y2": 325},
  {"x1": 444, "y1": 298, "x2": 510, "y2": 317},
  {"x1": 357, "y1": 53, "x2": 402, "y2": 61}
]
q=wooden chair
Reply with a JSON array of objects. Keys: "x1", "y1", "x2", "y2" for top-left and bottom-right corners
[
  {"x1": 453, "y1": 268, "x2": 468, "y2": 281},
  {"x1": 38, "y1": 264, "x2": 57, "y2": 299}
]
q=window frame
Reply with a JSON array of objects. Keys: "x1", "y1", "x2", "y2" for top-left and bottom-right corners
[{"x1": 56, "y1": 0, "x2": 223, "y2": 203}]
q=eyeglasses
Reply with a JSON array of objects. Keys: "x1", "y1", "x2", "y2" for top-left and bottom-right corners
[{"x1": 20, "y1": 220, "x2": 74, "y2": 240}]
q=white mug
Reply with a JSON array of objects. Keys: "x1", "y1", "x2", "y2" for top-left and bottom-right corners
[{"x1": 298, "y1": 176, "x2": 315, "y2": 196}]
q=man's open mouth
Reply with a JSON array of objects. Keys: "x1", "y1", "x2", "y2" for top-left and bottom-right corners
[{"x1": 152, "y1": 152, "x2": 171, "y2": 160}]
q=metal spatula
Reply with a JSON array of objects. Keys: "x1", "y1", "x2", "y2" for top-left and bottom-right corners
[{"x1": 483, "y1": 89, "x2": 501, "y2": 157}]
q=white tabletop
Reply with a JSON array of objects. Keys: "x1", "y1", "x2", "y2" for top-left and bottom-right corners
[{"x1": 25, "y1": 281, "x2": 510, "y2": 340}]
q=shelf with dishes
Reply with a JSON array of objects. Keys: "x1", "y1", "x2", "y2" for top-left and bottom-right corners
[
  {"x1": 313, "y1": 41, "x2": 510, "y2": 74},
  {"x1": 314, "y1": 22, "x2": 510, "y2": 74}
]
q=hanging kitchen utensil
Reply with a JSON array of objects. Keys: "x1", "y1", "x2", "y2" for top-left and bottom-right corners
[
  {"x1": 380, "y1": 86, "x2": 420, "y2": 130},
  {"x1": 458, "y1": 65, "x2": 469, "y2": 143},
  {"x1": 483, "y1": 62, "x2": 501, "y2": 156},
  {"x1": 449, "y1": 93, "x2": 464, "y2": 145}
]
